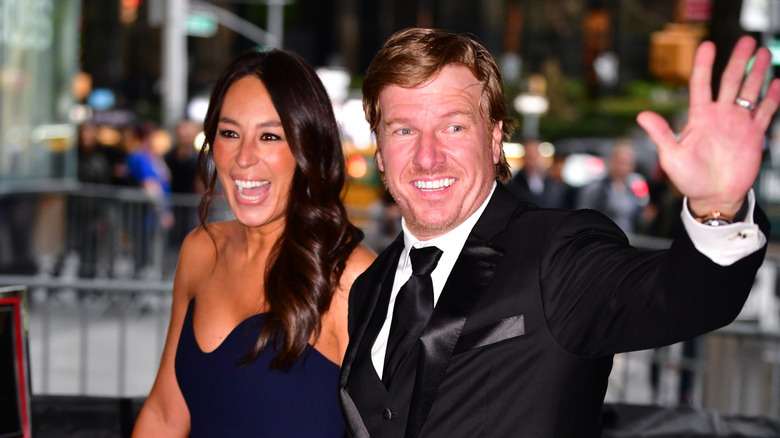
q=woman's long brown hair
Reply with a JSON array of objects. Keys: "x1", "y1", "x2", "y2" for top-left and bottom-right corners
[{"x1": 197, "y1": 50, "x2": 363, "y2": 370}]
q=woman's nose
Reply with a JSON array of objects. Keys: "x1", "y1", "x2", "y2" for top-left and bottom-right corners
[{"x1": 236, "y1": 141, "x2": 259, "y2": 168}]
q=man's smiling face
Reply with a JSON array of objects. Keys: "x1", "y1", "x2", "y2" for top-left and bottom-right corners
[{"x1": 375, "y1": 64, "x2": 503, "y2": 240}]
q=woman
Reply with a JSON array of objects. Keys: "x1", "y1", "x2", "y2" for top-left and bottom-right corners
[{"x1": 132, "y1": 50, "x2": 375, "y2": 437}]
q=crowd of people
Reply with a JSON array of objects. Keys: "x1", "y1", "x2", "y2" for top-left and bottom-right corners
[
  {"x1": 69, "y1": 117, "x2": 205, "y2": 277},
  {"x1": 506, "y1": 136, "x2": 687, "y2": 240},
  {"x1": 77, "y1": 118, "x2": 201, "y2": 201}
]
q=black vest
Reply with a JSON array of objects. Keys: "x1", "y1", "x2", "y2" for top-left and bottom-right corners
[{"x1": 346, "y1": 270, "x2": 421, "y2": 438}]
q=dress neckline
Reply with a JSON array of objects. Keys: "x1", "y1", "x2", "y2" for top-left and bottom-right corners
[
  {"x1": 185, "y1": 299, "x2": 339, "y2": 367},
  {"x1": 187, "y1": 299, "x2": 267, "y2": 354}
]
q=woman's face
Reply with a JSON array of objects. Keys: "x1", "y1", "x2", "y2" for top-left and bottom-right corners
[{"x1": 212, "y1": 75, "x2": 297, "y2": 231}]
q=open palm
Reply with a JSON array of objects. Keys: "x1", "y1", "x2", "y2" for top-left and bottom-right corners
[{"x1": 637, "y1": 36, "x2": 780, "y2": 217}]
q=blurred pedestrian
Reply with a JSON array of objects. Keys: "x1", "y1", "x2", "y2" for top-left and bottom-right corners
[
  {"x1": 124, "y1": 121, "x2": 173, "y2": 276},
  {"x1": 68, "y1": 122, "x2": 113, "y2": 277},
  {"x1": 548, "y1": 152, "x2": 577, "y2": 209},
  {"x1": 576, "y1": 139, "x2": 643, "y2": 234},
  {"x1": 506, "y1": 139, "x2": 573, "y2": 209},
  {"x1": 0, "y1": 192, "x2": 38, "y2": 274},
  {"x1": 76, "y1": 122, "x2": 112, "y2": 185},
  {"x1": 165, "y1": 119, "x2": 202, "y2": 246},
  {"x1": 165, "y1": 119, "x2": 201, "y2": 195},
  {"x1": 105, "y1": 124, "x2": 135, "y2": 186}
]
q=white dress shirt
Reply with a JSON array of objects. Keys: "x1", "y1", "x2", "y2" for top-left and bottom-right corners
[
  {"x1": 371, "y1": 183, "x2": 765, "y2": 374},
  {"x1": 680, "y1": 189, "x2": 765, "y2": 266},
  {"x1": 370, "y1": 184, "x2": 496, "y2": 374}
]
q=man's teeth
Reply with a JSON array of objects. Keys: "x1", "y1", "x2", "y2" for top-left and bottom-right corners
[
  {"x1": 235, "y1": 180, "x2": 269, "y2": 200},
  {"x1": 414, "y1": 178, "x2": 455, "y2": 191}
]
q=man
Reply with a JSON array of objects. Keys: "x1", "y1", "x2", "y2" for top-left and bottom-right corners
[
  {"x1": 164, "y1": 119, "x2": 202, "y2": 246},
  {"x1": 164, "y1": 119, "x2": 201, "y2": 196},
  {"x1": 339, "y1": 28, "x2": 779, "y2": 437},
  {"x1": 506, "y1": 139, "x2": 572, "y2": 209},
  {"x1": 576, "y1": 139, "x2": 643, "y2": 234}
]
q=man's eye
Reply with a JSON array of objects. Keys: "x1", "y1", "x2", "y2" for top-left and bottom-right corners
[
  {"x1": 398, "y1": 128, "x2": 412, "y2": 135},
  {"x1": 448, "y1": 125, "x2": 464, "y2": 132},
  {"x1": 260, "y1": 133, "x2": 281, "y2": 141}
]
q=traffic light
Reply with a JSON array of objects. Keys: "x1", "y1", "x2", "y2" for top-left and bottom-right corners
[{"x1": 648, "y1": 23, "x2": 706, "y2": 85}]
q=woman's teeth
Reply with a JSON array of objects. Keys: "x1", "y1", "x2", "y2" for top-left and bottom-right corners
[{"x1": 235, "y1": 180, "x2": 269, "y2": 200}]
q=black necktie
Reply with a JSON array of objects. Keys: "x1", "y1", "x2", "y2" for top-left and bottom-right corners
[{"x1": 383, "y1": 246, "x2": 443, "y2": 386}]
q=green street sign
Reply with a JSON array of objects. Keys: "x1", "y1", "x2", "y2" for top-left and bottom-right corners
[{"x1": 186, "y1": 12, "x2": 217, "y2": 38}]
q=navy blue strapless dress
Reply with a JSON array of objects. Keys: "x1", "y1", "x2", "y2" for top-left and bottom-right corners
[{"x1": 175, "y1": 300, "x2": 346, "y2": 437}]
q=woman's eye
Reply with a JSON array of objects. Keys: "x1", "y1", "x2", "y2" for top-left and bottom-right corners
[
  {"x1": 218, "y1": 129, "x2": 238, "y2": 138},
  {"x1": 260, "y1": 133, "x2": 281, "y2": 141}
]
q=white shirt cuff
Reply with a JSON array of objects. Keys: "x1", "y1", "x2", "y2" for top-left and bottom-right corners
[{"x1": 681, "y1": 189, "x2": 766, "y2": 266}]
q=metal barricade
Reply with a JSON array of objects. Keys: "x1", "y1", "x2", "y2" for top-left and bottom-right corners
[
  {"x1": 0, "y1": 184, "x2": 231, "y2": 396},
  {"x1": 58, "y1": 184, "x2": 207, "y2": 281},
  {"x1": 16, "y1": 277, "x2": 172, "y2": 397}
]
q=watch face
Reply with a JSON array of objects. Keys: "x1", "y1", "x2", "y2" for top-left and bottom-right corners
[{"x1": 701, "y1": 218, "x2": 732, "y2": 227}]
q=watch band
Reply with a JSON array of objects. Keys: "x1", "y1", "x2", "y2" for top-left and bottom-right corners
[
  {"x1": 690, "y1": 196, "x2": 749, "y2": 226},
  {"x1": 695, "y1": 213, "x2": 733, "y2": 226}
]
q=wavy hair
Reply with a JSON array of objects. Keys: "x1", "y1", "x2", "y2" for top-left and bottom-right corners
[
  {"x1": 362, "y1": 27, "x2": 517, "y2": 182},
  {"x1": 197, "y1": 50, "x2": 363, "y2": 370}
]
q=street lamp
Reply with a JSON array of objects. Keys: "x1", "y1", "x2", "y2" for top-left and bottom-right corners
[{"x1": 513, "y1": 74, "x2": 549, "y2": 140}]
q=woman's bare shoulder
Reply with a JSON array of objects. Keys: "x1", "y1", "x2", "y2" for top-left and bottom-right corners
[
  {"x1": 337, "y1": 244, "x2": 376, "y2": 297},
  {"x1": 179, "y1": 226, "x2": 215, "y2": 260},
  {"x1": 348, "y1": 244, "x2": 376, "y2": 278},
  {"x1": 180, "y1": 221, "x2": 236, "y2": 254},
  {"x1": 320, "y1": 244, "x2": 376, "y2": 362},
  {"x1": 174, "y1": 222, "x2": 236, "y2": 296}
]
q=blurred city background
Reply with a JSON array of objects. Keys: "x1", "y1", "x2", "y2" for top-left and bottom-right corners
[{"x1": 2, "y1": 0, "x2": 780, "y2": 434}]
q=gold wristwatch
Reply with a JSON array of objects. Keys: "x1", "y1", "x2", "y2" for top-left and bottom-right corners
[
  {"x1": 691, "y1": 198, "x2": 749, "y2": 227},
  {"x1": 694, "y1": 211, "x2": 734, "y2": 227}
]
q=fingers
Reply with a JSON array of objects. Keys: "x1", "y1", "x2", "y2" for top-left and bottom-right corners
[
  {"x1": 689, "y1": 41, "x2": 715, "y2": 108},
  {"x1": 718, "y1": 36, "x2": 758, "y2": 104},
  {"x1": 754, "y1": 78, "x2": 780, "y2": 130},
  {"x1": 637, "y1": 110, "x2": 676, "y2": 150},
  {"x1": 739, "y1": 47, "x2": 772, "y2": 104}
]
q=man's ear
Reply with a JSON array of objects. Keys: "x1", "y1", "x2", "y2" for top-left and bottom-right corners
[
  {"x1": 491, "y1": 121, "x2": 503, "y2": 164},
  {"x1": 375, "y1": 148, "x2": 385, "y2": 172}
]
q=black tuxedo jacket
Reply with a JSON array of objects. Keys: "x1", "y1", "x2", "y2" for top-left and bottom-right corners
[{"x1": 339, "y1": 184, "x2": 768, "y2": 438}]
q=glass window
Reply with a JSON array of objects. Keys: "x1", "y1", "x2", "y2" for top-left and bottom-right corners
[{"x1": 1, "y1": 0, "x2": 80, "y2": 184}]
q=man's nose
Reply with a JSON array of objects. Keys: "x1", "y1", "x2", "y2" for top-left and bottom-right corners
[{"x1": 413, "y1": 131, "x2": 445, "y2": 169}]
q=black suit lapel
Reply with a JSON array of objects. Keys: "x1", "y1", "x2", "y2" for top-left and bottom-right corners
[
  {"x1": 405, "y1": 184, "x2": 520, "y2": 438},
  {"x1": 341, "y1": 234, "x2": 404, "y2": 382},
  {"x1": 340, "y1": 234, "x2": 404, "y2": 438}
]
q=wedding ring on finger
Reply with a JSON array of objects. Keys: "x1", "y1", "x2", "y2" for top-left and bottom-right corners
[{"x1": 735, "y1": 97, "x2": 757, "y2": 111}]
